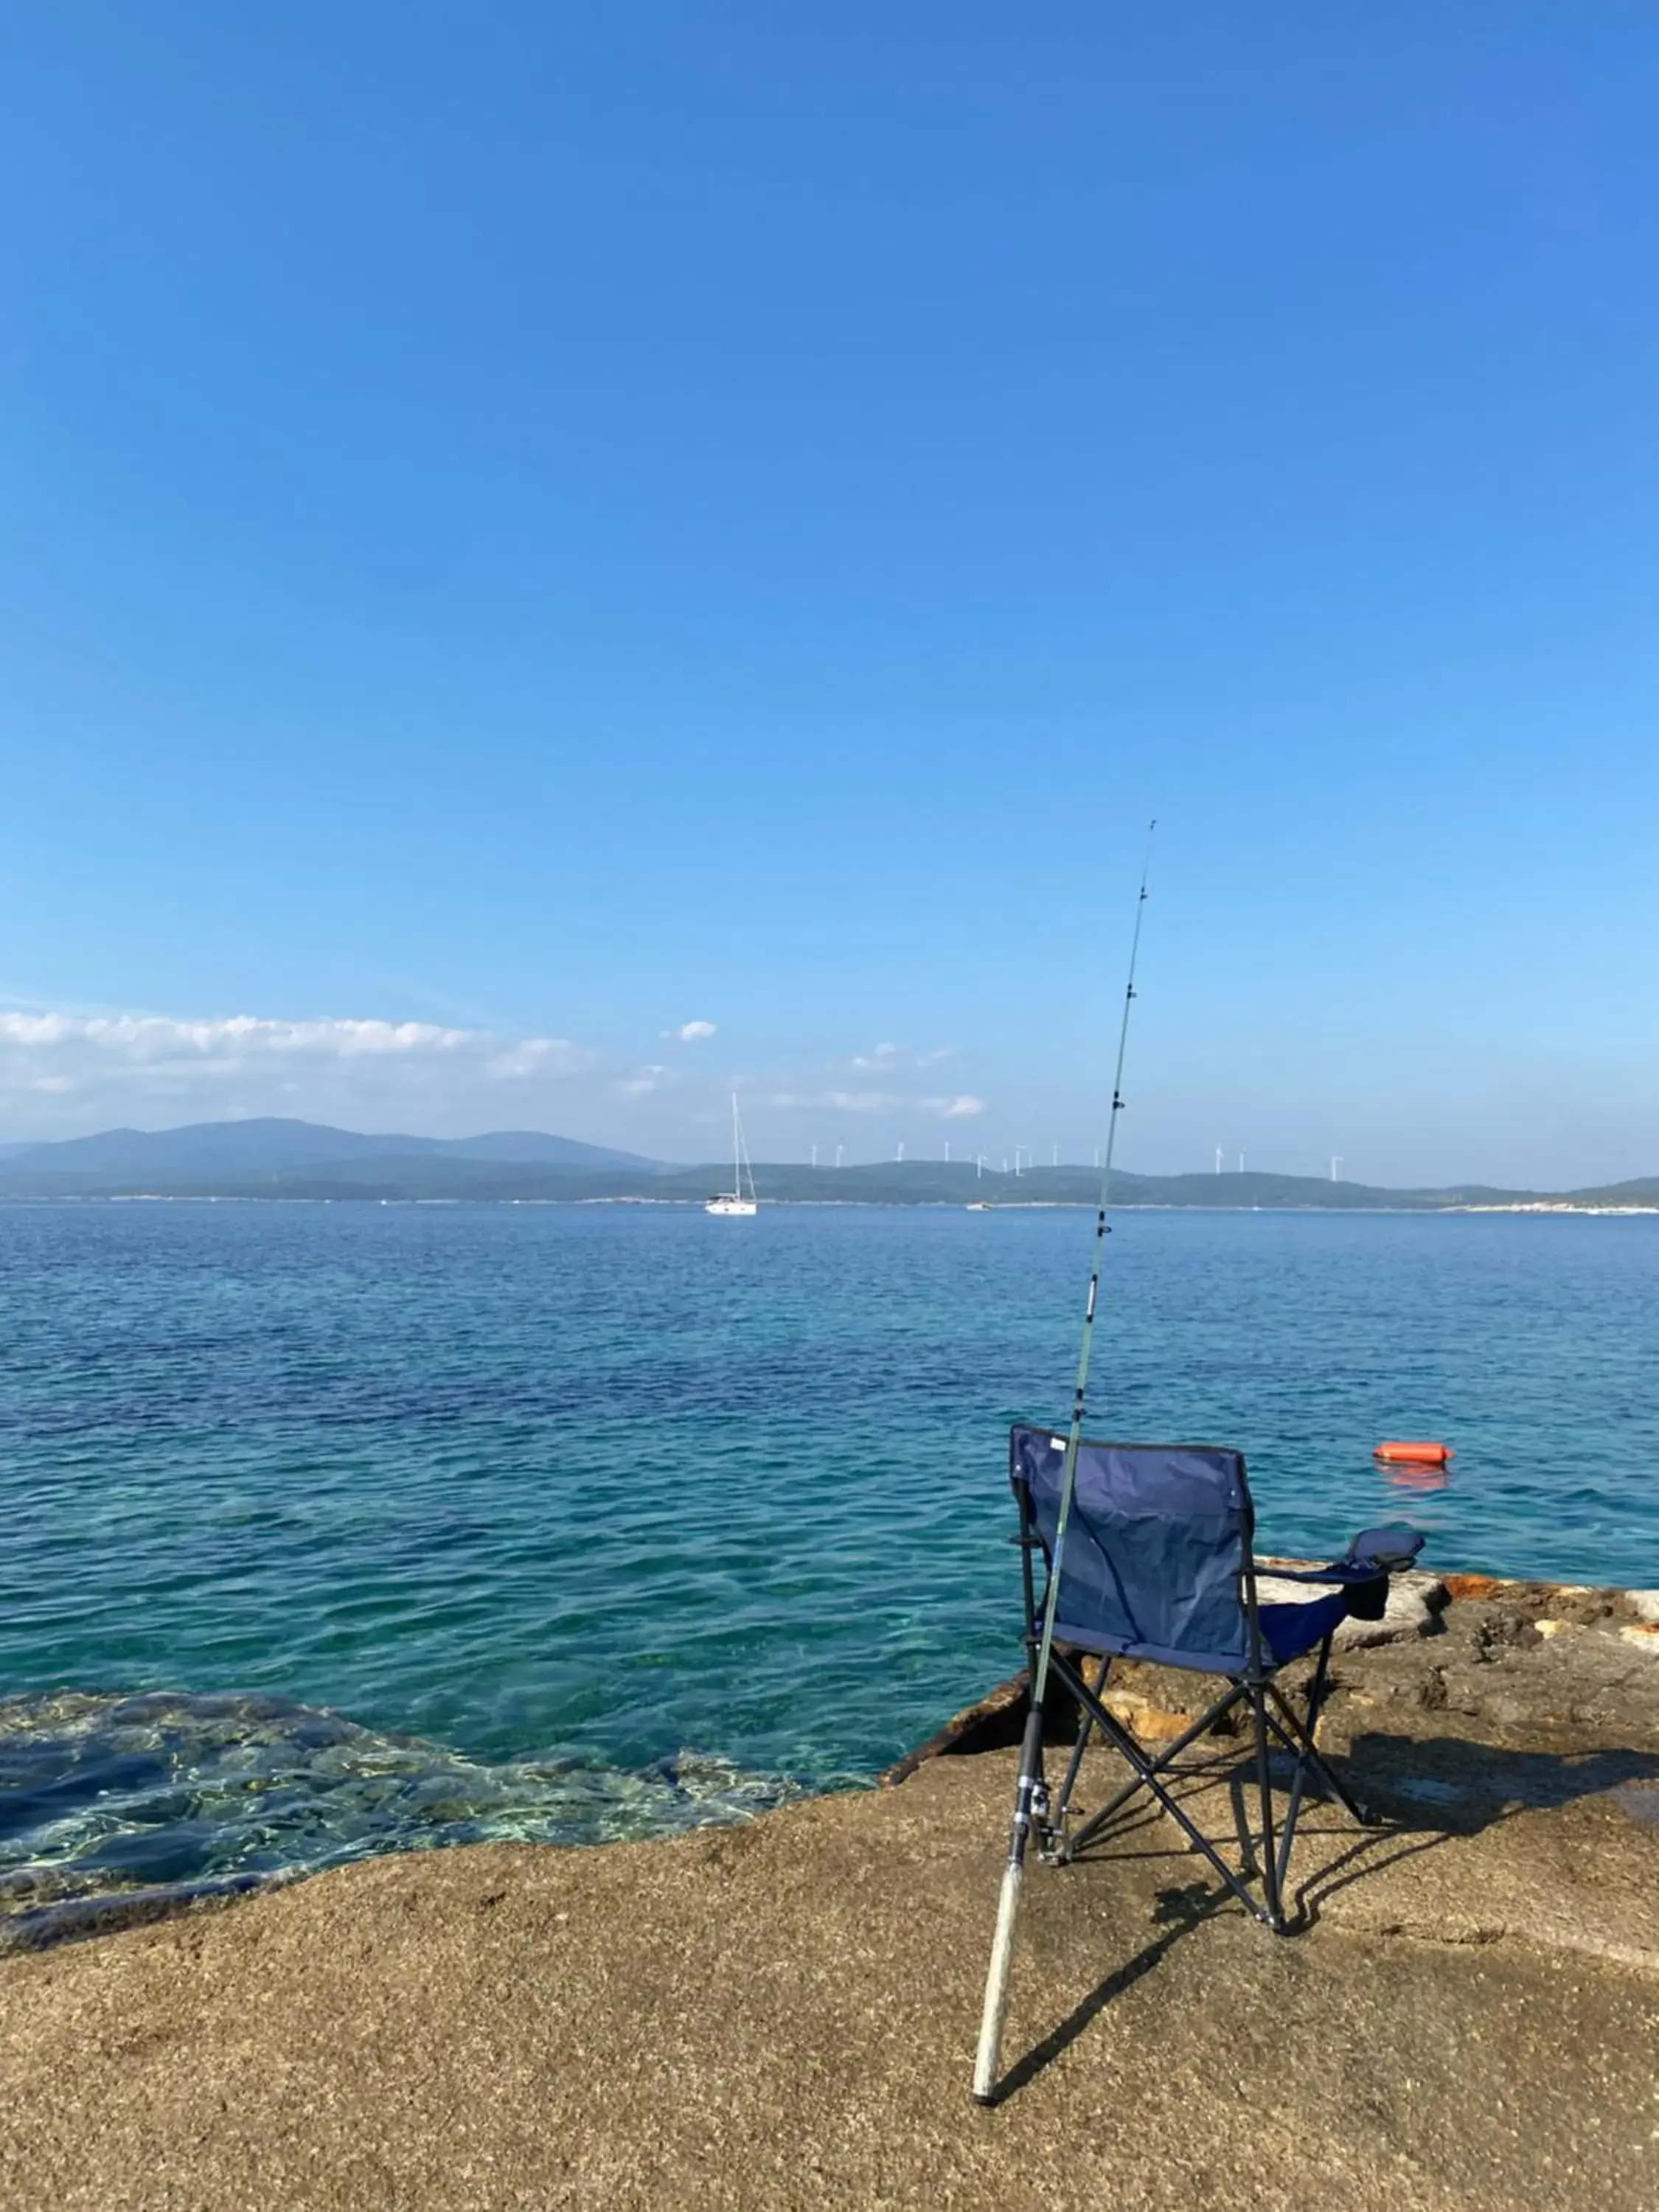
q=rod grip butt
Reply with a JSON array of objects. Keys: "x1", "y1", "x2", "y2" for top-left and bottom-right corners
[{"x1": 971, "y1": 1860, "x2": 1023, "y2": 2104}]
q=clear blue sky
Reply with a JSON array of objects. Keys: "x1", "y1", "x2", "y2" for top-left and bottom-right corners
[{"x1": 4, "y1": 3, "x2": 1656, "y2": 1182}]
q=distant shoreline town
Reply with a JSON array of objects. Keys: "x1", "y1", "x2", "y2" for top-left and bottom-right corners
[{"x1": 1, "y1": 1117, "x2": 1654, "y2": 1214}]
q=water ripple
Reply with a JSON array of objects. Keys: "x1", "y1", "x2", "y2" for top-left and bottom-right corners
[{"x1": 0, "y1": 1689, "x2": 821, "y2": 1943}]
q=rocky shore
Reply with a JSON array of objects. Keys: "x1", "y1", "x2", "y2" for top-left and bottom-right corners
[{"x1": 1, "y1": 1574, "x2": 1655, "y2": 2211}]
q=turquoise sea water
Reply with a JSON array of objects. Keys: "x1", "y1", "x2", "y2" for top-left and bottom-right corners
[{"x1": 2, "y1": 1200, "x2": 1655, "y2": 1930}]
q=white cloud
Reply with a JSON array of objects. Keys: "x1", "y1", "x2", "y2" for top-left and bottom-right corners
[
  {"x1": 763, "y1": 1088, "x2": 897, "y2": 1113},
  {"x1": 0, "y1": 1009, "x2": 599, "y2": 1137},
  {"x1": 487, "y1": 1037, "x2": 595, "y2": 1079},
  {"x1": 664, "y1": 1020, "x2": 717, "y2": 1043},
  {"x1": 849, "y1": 1042, "x2": 956, "y2": 1072},
  {"x1": 617, "y1": 1065, "x2": 674, "y2": 1097},
  {"x1": 0, "y1": 1012, "x2": 481, "y2": 1062},
  {"x1": 761, "y1": 1077, "x2": 986, "y2": 1119}
]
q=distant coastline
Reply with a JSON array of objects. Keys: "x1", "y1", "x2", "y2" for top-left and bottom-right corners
[
  {"x1": 4, "y1": 1192, "x2": 1658, "y2": 1219},
  {"x1": 1, "y1": 1117, "x2": 1655, "y2": 1212},
  {"x1": 1447, "y1": 1201, "x2": 1659, "y2": 1217}
]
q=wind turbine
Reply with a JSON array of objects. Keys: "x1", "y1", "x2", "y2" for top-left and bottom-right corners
[
  {"x1": 896, "y1": 1139, "x2": 905, "y2": 1164},
  {"x1": 1238, "y1": 1151, "x2": 1245, "y2": 1174},
  {"x1": 945, "y1": 1139, "x2": 951, "y2": 1164},
  {"x1": 811, "y1": 1144, "x2": 818, "y2": 1170},
  {"x1": 835, "y1": 1143, "x2": 844, "y2": 1169},
  {"x1": 1330, "y1": 1156, "x2": 1343, "y2": 1183},
  {"x1": 1214, "y1": 1147, "x2": 1223, "y2": 1176}
]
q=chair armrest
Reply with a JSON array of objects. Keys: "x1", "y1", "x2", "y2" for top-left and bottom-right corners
[
  {"x1": 1256, "y1": 1526, "x2": 1423, "y2": 1630},
  {"x1": 1264, "y1": 1526, "x2": 1423, "y2": 1582},
  {"x1": 1345, "y1": 1524, "x2": 1425, "y2": 1573},
  {"x1": 1266, "y1": 1560, "x2": 1386, "y2": 1587}
]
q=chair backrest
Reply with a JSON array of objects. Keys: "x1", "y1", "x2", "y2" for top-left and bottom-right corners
[{"x1": 1009, "y1": 1423, "x2": 1258, "y2": 1673}]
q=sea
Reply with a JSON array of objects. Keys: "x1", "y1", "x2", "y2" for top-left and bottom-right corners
[{"x1": 2, "y1": 1199, "x2": 1655, "y2": 1935}]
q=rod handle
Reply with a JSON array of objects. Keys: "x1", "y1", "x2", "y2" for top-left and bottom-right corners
[{"x1": 971, "y1": 1860, "x2": 1023, "y2": 2104}]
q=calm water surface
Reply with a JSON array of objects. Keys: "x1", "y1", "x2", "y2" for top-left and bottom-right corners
[{"x1": 1, "y1": 1201, "x2": 1654, "y2": 1926}]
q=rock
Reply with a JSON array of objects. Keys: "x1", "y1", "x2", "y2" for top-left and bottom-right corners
[
  {"x1": 1100, "y1": 1691, "x2": 1197, "y2": 1743},
  {"x1": 1444, "y1": 1572, "x2": 1508, "y2": 1601},
  {"x1": 5, "y1": 1717, "x2": 1659, "y2": 2212},
  {"x1": 878, "y1": 1660, "x2": 1085, "y2": 1784},
  {"x1": 1466, "y1": 1610, "x2": 1543, "y2": 1660},
  {"x1": 886, "y1": 1578, "x2": 1659, "y2": 1793},
  {"x1": 1421, "y1": 1574, "x2": 1640, "y2": 1630}
]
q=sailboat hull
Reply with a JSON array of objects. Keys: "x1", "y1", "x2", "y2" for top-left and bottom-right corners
[{"x1": 707, "y1": 1092, "x2": 759, "y2": 1214}]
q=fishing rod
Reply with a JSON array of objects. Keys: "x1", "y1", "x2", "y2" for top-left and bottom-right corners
[{"x1": 972, "y1": 818, "x2": 1155, "y2": 2105}]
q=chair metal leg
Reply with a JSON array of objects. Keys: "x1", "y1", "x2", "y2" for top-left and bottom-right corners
[
  {"x1": 1000, "y1": 1568, "x2": 1409, "y2": 1960},
  {"x1": 1043, "y1": 1660, "x2": 1271, "y2": 1924},
  {"x1": 1273, "y1": 1688, "x2": 1314, "y2": 1902},
  {"x1": 1049, "y1": 1655, "x2": 1108, "y2": 1840},
  {"x1": 1055, "y1": 1671, "x2": 1249, "y2": 1861},
  {"x1": 1029, "y1": 1638, "x2": 1380, "y2": 1937},
  {"x1": 1265, "y1": 1675, "x2": 1370, "y2": 1827},
  {"x1": 1251, "y1": 1685, "x2": 1285, "y2": 1930}
]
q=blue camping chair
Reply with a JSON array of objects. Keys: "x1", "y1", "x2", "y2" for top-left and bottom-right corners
[{"x1": 1008, "y1": 1423, "x2": 1425, "y2": 1930}]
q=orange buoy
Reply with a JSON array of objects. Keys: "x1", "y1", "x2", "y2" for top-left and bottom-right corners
[{"x1": 1374, "y1": 1440, "x2": 1452, "y2": 1466}]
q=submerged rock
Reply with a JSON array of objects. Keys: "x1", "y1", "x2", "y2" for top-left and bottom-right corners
[{"x1": 0, "y1": 1688, "x2": 813, "y2": 1948}]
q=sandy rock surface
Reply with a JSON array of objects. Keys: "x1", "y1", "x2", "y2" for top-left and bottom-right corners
[{"x1": 2, "y1": 1579, "x2": 1657, "y2": 2212}]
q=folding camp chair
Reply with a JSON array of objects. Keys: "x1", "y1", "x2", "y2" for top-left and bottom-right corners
[{"x1": 1006, "y1": 1422, "x2": 1425, "y2": 1931}]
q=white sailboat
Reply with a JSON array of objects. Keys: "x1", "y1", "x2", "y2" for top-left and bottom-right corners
[{"x1": 705, "y1": 1093, "x2": 759, "y2": 1217}]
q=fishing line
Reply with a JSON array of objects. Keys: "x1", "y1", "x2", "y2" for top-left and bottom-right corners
[{"x1": 1031, "y1": 817, "x2": 1156, "y2": 1708}]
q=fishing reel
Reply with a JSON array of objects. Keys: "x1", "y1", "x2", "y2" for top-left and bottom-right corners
[{"x1": 1031, "y1": 1780, "x2": 1067, "y2": 1866}]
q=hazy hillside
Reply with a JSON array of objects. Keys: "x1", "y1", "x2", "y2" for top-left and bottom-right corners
[
  {"x1": 0, "y1": 1117, "x2": 663, "y2": 1182},
  {"x1": 639, "y1": 1164, "x2": 1541, "y2": 1208},
  {"x1": 1557, "y1": 1177, "x2": 1659, "y2": 1206}
]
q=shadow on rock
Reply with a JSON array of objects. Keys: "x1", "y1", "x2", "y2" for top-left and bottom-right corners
[{"x1": 1340, "y1": 1730, "x2": 1659, "y2": 1833}]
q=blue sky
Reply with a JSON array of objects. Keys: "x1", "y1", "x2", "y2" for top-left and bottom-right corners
[{"x1": 4, "y1": 3, "x2": 1656, "y2": 1182}]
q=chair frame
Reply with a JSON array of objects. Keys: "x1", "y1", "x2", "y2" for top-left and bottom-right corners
[{"x1": 1011, "y1": 1449, "x2": 1374, "y2": 1932}]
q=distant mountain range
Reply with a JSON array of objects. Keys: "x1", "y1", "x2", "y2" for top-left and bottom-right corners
[
  {"x1": 0, "y1": 1117, "x2": 662, "y2": 1186},
  {"x1": 0, "y1": 1119, "x2": 1655, "y2": 1210}
]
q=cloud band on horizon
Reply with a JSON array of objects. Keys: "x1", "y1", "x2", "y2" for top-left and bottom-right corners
[{"x1": 0, "y1": 1007, "x2": 989, "y2": 1144}]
